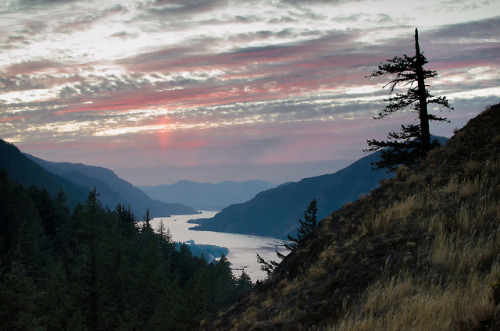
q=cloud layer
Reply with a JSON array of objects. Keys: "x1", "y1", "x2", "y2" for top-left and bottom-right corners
[{"x1": 1, "y1": 0, "x2": 499, "y2": 184}]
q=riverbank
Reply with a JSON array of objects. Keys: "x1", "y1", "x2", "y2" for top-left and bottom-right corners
[{"x1": 147, "y1": 211, "x2": 288, "y2": 281}]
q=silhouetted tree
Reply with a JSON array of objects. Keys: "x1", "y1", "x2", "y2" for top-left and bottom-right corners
[
  {"x1": 256, "y1": 199, "x2": 318, "y2": 277},
  {"x1": 365, "y1": 28, "x2": 453, "y2": 171},
  {"x1": 236, "y1": 270, "x2": 253, "y2": 294},
  {"x1": 256, "y1": 253, "x2": 279, "y2": 276},
  {"x1": 285, "y1": 199, "x2": 318, "y2": 251},
  {"x1": 88, "y1": 188, "x2": 99, "y2": 331}
]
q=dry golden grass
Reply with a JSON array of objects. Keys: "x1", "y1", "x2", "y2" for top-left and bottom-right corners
[
  {"x1": 363, "y1": 194, "x2": 422, "y2": 235},
  {"x1": 441, "y1": 176, "x2": 459, "y2": 195},
  {"x1": 464, "y1": 160, "x2": 481, "y2": 178},
  {"x1": 332, "y1": 180, "x2": 500, "y2": 330},
  {"x1": 457, "y1": 177, "x2": 480, "y2": 202},
  {"x1": 281, "y1": 277, "x2": 301, "y2": 297},
  {"x1": 431, "y1": 232, "x2": 500, "y2": 274},
  {"x1": 406, "y1": 173, "x2": 421, "y2": 185},
  {"x1": 261, "y1": 295, "x2": 274, "y2": 309},
  {"x1": 240, "y1": 306, "x2": 259, "y2": 325},
  {"x1": 316, "y1": 243, "x2": 337, "y2": 265},
  {"x1": 331, "y1": 151, "x2": 500, "y2": 330},
  {"x1": 332, "y1": 266, "x2": 499, "y2": 331},
  {"x1": 210, "y1": 105, "x2": 500, "y2": 331},
  {"x1": 485, "y1": 158, "x2": 500, "y2": 176},
  {"x1": 396, "y1": 165, "x2": 409, "y2": 179},
  {"x1": 308, "y1": 262, "x2": 327, "y2": 279}
]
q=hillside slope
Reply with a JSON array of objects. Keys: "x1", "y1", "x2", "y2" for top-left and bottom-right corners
[
  {"x1": 0, "y1": 139, "x2": 89, "y2": 208},
  {"x1": 26, "y1": 155, "x2": 198, "y2": 218},
  {"x1": 193, "y1": 151, "x2": 392, "y2": 239},
  {"x1": 208, "y1": 103, "x2": 500, "y2": 330},
  {"x1": 139, "y1": 180, "x2": 276, "y2": 211}
]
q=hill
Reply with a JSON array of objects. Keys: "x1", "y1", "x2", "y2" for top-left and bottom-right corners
[
  {"x1": 192, "y1": 151, "x2": 393, "y2": 239},
  {"x1": 208, "y1": 103, "x2": 500, "y2": 330},
  {"x1": 25, "y1": 154, "x2": 198, "y2": 218},
  {"x1": 0, "y1": 139, "x2": 89, "y2": 208},
  {"x1": 139, "y1": 180, "x2": 276, "y2": 211},
  {"x1": 0, "y1": 166, "x2": 251, "y2": 330}
]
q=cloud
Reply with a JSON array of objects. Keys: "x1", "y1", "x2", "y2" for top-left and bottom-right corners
[
  {"x1": 280, "y1": 0, "x2": 354, "y2": 3},
  {"x1": 427, "y1": 15, "x2": 500, "y2": 41},
  {"x1": 145, "y1": 0, "x2": 228, "y2": 16},
  {"x1": 1, "y1": 0, "x2": 499, "y2": 184},
  {"x1": 4, "y1": 59, "x2": 63, "y2": 76},
  {"x1": 14, "y1": 0, "x2": 76, "y2": 6},
  {"x1": 55, "y1": 4, "x2": 128, "y2": 32}
]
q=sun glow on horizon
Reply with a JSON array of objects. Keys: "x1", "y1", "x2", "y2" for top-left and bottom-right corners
[{"x1": 1, "y1": 0, "x2": 499, "y2": 183}]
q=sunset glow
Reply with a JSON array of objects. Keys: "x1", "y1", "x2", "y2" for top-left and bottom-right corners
[{"x1": 1, "y1": 0, "x2": 499, "y2": 184}]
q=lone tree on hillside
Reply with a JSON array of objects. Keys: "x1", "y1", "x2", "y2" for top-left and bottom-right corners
[
  {"x1": 284, "y1": 198, "x2": 318, "y2": 251},
  {"x1": 365, "y1": 28, "x2": 453, "y2": 171},
  {"x1": 256, "y1": 199, "x2": 319, "y2": 277}
]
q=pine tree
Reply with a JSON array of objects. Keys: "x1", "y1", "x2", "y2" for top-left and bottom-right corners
[
  {"x1": 256, "y1": 199, "x2": 318, "y2": 277},
  {"x1": 285, "y1": 199, "x2": 318, "y2": 251},
  {"x1": 256, "y1": 253, "x2": 279, "y2": 276},
  {"x1": 0, "y1": 262, "x2": 42, "y2": 329},
  {"x1": 236, "y1": 270, "x2": 253, "y2": 295},
  {"x1": 365, "y1": 28, "x2": 453, "y2": 171},
  {"x1": 87, "y1": 188, "x2": 99, "y2": 331}
]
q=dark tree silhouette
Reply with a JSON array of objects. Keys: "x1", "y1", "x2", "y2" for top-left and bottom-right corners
[
  {"x1": 285, "y1": 198, "x2": 318, "y2": 251},
  {"x1": 365, "y1": 28, "x2": 453, "y2": 171},
  {"x1": 256, "y1": 253, "x2": 279, "y2": 276},
  {"x1": 257, "y1": 199, "x2": 319, "y2": 277},
  {"x1": 0, "y1": 171, "x2": 249, "y2": 329}
]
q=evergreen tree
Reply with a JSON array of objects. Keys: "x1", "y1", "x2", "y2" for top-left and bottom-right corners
[
  {"x1": 365, "y1": 28, "x2": 453, "y2": 171},
  {"x1": 209, "y1": 255, "x2": 237, "y2": 311},
  {"x1": 236, "y1": 270, "x2": 253, "y2": 295},
  {"x1": 184, "y1": 268, "x2": 210, "y2": 323},
  {"x1": 256, "y1": 199, "x2": 318, "y2": 277},
  {"x1": 256, "y1": 253, "x2": 279, "y2": 276},
  {"x1": 87, "y1": 188, "x2": 100, "y2": 331},
  {"x1": 0, "y1": 262, "x2": 42, "y2": 330},
  {"x1": 0, "y1": 170, "x2": 251, "y2": 329},
  {"x1": 39, "y1": 258, "x2": 79, "y2": 330},
  {"x1": 285, "y1": 199, "x2": 318, "y2": 251},
  {"x1": 133, "y1": 217, "x2": 165, "y2": 327},
  {"x1": 114, "y1": 203, "x2": 138, "y2": 239}
]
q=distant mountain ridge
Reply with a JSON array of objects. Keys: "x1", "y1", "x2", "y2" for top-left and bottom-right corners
[
  {"x1": 192, "y1": 151, "x2": 394, "y2": 239},
  {"x1": 25, "y1": 154, "x2": 198, "y2": 217},
  {"x1": 139, "y1": 180, "x2": 277, "y2": 211},
  {"x1": 0, "y1": 139, "x2": 91, "y2": 208}
]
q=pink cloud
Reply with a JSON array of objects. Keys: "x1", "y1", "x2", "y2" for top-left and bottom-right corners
[{"x1": 0, "y1": 115, "x2": 31, "y2": 123}]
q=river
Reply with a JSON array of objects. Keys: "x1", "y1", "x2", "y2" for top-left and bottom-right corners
[{"x1": 149, "y1": 211, "x2": 288, "y2": 282}]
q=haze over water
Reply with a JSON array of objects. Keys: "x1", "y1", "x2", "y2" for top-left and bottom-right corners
[{"x1": 149, "y1": 211, "x2": 288, "y2": 281}]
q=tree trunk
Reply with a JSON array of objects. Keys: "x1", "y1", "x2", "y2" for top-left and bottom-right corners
[{"x1": 414, "y1": 28, "x2": 431, "y2": 151}]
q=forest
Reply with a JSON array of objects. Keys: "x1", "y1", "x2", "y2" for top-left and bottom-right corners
[{"x1": 0, "y1": 169, "x2": 252, "y2": 330}]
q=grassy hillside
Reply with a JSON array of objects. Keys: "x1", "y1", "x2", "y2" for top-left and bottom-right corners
[{"x1": 208, "y1": 103, "x2": 500, "y2": 330}]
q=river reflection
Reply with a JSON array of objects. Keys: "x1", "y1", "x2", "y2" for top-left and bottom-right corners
[{"x1": 149, "y1": 211, "x2": 288, "y2": 282}]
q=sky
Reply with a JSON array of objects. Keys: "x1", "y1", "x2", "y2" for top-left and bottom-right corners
[{"x1": 1, "y1": 0, "x2": 499, "y2": 185}]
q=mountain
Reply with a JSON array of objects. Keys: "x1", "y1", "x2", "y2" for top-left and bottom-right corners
[
  {"x1": 139, "y1": 180, "x2": 277, "y2": 211},
  {"x1": 25, "y1": 154, "x2": 198, "y2": 218},
  {"x1": 192, "y1": 151, "x2": 394, "y2": 239},
  {"x1": 208, "y1": 103, "x2": 500, "y2": 330},
  {"x1": 0, "y1": 139, "x2": 89, "y2": 208}
]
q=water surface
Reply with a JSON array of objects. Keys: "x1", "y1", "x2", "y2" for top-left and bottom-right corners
[{"x1": 149, "y1": 211, "x2": 288, "y2": 281}]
